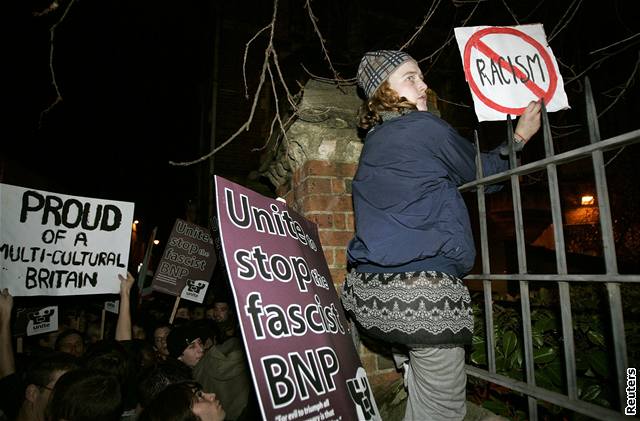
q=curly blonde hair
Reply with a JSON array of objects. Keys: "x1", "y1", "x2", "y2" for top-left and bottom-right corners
[{"x1": 358, "y1": 80, "x2": 417, "y2": 131}]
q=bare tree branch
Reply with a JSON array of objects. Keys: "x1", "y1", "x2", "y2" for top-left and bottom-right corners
[
  {"x1": 417, "y1": 0, "x2": 482, "y2": 64},
  {"x1": 39, "y1": 0, "x2": 76, "y2": 127},
  {"x1": 589, "y1": 32, "x2": 640, "y2": 55},
  {"x1": 548, "y1": 0, "x2": 583, "y2": 42},
  {"x1": 242, "y1": 24, "x2": 271, "y2": 99},
  {"x1": 304, "y1": 0, "x2": 342, "y2": 82},
  {"x1": 500, "y1": 0, "x2": 520, "y2": 25},
  {"x1": 170, "y1": 0, "x2": 279, "y2": 166},
  {"x1": 597, "y1": 52, "x2": 640, "y2": 118},
  {"x1": 399, "y1": 0, "x2": 443, "y2": 51}
]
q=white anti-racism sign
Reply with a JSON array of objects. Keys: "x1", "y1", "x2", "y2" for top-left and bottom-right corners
[
  {"x1": 454, "y1": 24, "x2": 569, "y2": 121},
  {"x1": 0, "y1": 183, "x2": 134, "y2": 296}
]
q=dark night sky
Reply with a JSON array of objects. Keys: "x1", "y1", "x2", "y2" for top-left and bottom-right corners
[{"x1": 3, "y1": 0, "x2": 640, "y2": 243}]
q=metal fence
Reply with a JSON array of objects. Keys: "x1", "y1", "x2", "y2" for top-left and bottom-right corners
[{"x1": 460, "y1": 78, "x2": 640, "y2": 421}]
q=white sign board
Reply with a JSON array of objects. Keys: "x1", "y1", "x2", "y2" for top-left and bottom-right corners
[
  {"x1": 0, "y1": 183, "x2": 134, "y2": 296},
  {"x1": 27, "y1": 306, "x2": 59, "y2": 336},
  {"x1": 454, "y1": 24, "x2": 569, "y2": 121},
  {"x1": 180, "y1": 279, "x2": 209, "y2": 304}
]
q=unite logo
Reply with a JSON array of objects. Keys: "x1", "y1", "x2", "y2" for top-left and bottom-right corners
[
  {"x1": 186, "y1": 279, "x2": 206, "y2": 294},
  {"x1": 28, "y1": 308, "x2": 55, "y2": 325},
  {"x1": 346, "y1": 368, "x2": 380, "y2": 421}
]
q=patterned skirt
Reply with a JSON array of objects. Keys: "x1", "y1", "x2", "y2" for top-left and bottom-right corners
[{"x1": 341, "y1": 270, "x2": 473, "y2": 347}]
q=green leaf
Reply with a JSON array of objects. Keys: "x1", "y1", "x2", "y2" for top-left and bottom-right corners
[
  {"x1": 533, "y1": 347, "x2": 557, "y2": 364},
  {"x1": 586, "y1": 351, "x2": 609, "y2": 377},
  {"x1": 502, "y1": 330, "x2": 518, "y2": 356},
  {"x1": 532, "y1": 331, "x2": 544, "y2": 348},
  {"x1": 580, "y1": 384, "x2": 601, "y2": 402},
  {"x1": 587, "y1": 330, "x2": 605, "y2": 347},
  {"x1": 472, "y1": 335, "x2": 485, "y2": 346},
  {"x1": 470, "y1": 349, "x2": 486, "y2": 366},
  {"x1": 508, "y1": 348, "x2": 523, "y2": 370},
  {"x1": 534, "y1": 317, "x2": 557, "y2": 333}
]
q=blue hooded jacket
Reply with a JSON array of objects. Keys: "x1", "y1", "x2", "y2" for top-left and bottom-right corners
[{"x1": 347, "y1": 111, "x2": 509, "y2": 277}]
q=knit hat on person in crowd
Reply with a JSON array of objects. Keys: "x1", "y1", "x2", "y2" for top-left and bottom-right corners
[
  {"x1": 166, "y1": 324, "x2": 202, "y2": 359},
  {"x1": 357, "y1": 50, "x2": 415, "y2": 98}
]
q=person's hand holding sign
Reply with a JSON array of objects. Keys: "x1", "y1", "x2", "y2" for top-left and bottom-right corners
[
  {"x1": 115, "y1": 272, "x2": 134, "y2": 341},
  {"x1": 119, "y1": 272, "x2": 135, "y2": 297},
  {"x1": 514, "y1": 100, "x2": 542, "y2": 144}
]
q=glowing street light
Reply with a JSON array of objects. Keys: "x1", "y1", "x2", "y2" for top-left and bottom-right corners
[
  {"x1": 153, "y1": 239, "x2": 160, "y2": 246},
  {"x1": 581, "y1": 195, "x2": 595, "y2": 206}
]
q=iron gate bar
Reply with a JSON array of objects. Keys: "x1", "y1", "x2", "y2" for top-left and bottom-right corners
[
  {"x1": 541, "y1": 102, "x2": 578, "y2": 399},
  {"x1": 507, "y1": 116, "x2": 538, "y2": 420},
  {"x1": 474, "y1": 131, "x2": 497, "y2": 374},
  {"x1": 585, "y1": 77, "x2": 629, "y2": 413}
]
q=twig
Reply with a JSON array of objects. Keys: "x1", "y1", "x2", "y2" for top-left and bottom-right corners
[
  {"x1": 304, "y1": 0, "x2": 342, "y2": 82},
  {"x1": 500, "y1": 0, "x2": 520, "y2": 25},
  {"x1": 589, "y1": 32, "x2": 640, "y2": 55},
  {"x1": 564, "y1": 41, "x2": 638, "y2": 85},
  {"x1": 242, "y1": 24, "x2": 271, "y2": 99},
  {"x1": 39, "y1": 0, "x2": 76, "y2": 127},
  {"x1": 522, "y1": 0, "x2": 545, "y2": 21},
  {"x1": 605, "y1": 147, "x2": 626, "y2": 167},
  {"x1": 437, "y1": 96, "x2": 471, "y2": 108},
  {"x1": 418, "y1": 0, "x2": 482, "y2": 64},
  {"x1": 548, "y1": 0, "x2": 583, "y2": 42},
  {"x1": 597, "y1": 53, "x2": 640, "y2": 118},
  {"x1": 399, "y1": 0, "x2": 443, "y2": 51},
  {"x1": 301, "y1": 64, "x2": 356, "y2": 84}
]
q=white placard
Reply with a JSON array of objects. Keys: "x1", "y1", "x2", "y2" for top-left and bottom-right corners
[
  {"x1": 27, "y1": 306, "x2": 59, "y2": 336},
  {"x1": 454, "y1": 24, "x2": 569, "y2": 121},
  {"x1": 0, "y1": 183, "x2": 134, "y2": 296},
  {"x1": 180, "y1": 279, "x2": 209, "y2": 304}
]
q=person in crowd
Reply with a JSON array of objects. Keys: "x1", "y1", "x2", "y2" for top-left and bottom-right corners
[
  {"x1": 210, "y1": 297, "x2": 237, "y2": 345},
  {"x1": 175, "y1": 305, "x2": 191, "y2": 321},
  {"x1": 84, "y1": 322, "x2": 102, "y2": 345},
  {"x1": 137, "y1": 381, "x2": 224, "y2": 421},
  {"x1": 166, "y1": 324, "x2": 205, "y2": 368},
  {"x1": 46, "y1": 369, "x2": 122, "y2": 421},
  {"x1": 152, "y1": 323, "x2": 171, "y2": 360},
  {"x1": 54, "y1": 329, "x2": 84, "y2": 358},
  {"x1": 191, "y1": 306, "x2": 206, "y2": 321},
  {"x1": 136, "y1": 360, "x2": 193, "y2": 412},
  {"x1": 16, "y1": 353, "x2": 79, "y2": 421},
  {"x1": 341, "y1": 50, "x2": 541, "y2": 421},
  {"x1": 193, "y1": 299, "x2": 253, "y2": 421}
]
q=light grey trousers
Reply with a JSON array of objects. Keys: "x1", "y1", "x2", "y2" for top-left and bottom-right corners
[{"x1": 394, "y1": 347, "x2": 467, "y2": 421}]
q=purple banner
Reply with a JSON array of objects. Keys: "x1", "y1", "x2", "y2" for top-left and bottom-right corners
[
  {"x1": 214, "y1": 176, "x2": 380, "y2": 421},
  {"x1": 151, "y1": 219, "x2": 216, "y2": 300}
]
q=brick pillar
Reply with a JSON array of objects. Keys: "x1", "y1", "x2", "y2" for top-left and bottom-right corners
[{"x1": 276, "y1": 160, "x2": 356, "y2": 287}]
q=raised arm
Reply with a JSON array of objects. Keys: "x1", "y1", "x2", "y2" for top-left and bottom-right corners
[
  {"x1": 115, "y1": 272, "x2": 135, "y2": 341},
  {"x1": 0, "y1": 289, "x2": 15, "y2": 379}
]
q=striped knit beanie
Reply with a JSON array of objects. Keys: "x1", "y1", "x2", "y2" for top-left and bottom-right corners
[{"x1": 357, "y1": 50, "x2": 414, "y2": 98}]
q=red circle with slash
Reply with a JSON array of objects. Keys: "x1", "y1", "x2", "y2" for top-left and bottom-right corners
[{"x1": 463, "y1": 26, "x2": 557, "y2": 114}]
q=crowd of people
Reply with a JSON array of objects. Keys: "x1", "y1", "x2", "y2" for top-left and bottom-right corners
[{"x1": 0, "y1": 269, "x2": 258, "y2": 421}]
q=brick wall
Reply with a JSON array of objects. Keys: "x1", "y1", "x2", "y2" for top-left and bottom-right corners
[{"x1": 276, "y1": 160, "x2": 356, "y2": 288}]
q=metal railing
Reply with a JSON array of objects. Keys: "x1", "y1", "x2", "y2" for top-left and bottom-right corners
[{"x1": 461, "y1": 78, "x2": 640, "y2": 421}]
